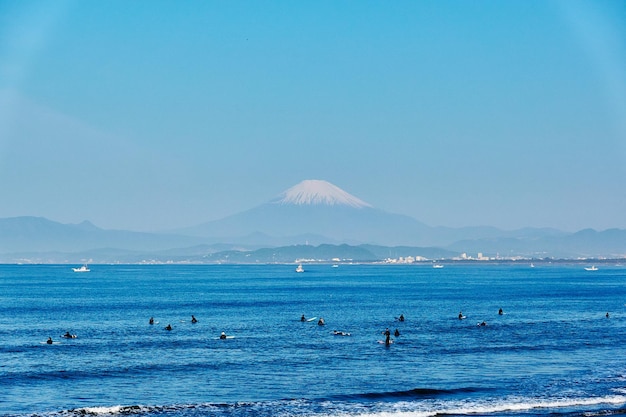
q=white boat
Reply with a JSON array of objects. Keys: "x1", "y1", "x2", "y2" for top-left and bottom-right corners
[
  {"x1": 584, "y1": 266, "x2": 598, "y2": 271},
  {"x1": 72, "y1": 264, "x2": 90, "y2": 273},
  {"x1": 332, "y1": 264, "x2": 339, "y2": 268},
  {"x1": 433, "y1": 264, "x2": 444, "y2": 269},
  {"x1": 295, "y1": 264, "x2": 304, "y2": 273}
]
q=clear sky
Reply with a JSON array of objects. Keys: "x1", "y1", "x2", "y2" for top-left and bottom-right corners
[{"x1": 1, "y1": 0, "x2": 625, "y2": 233}]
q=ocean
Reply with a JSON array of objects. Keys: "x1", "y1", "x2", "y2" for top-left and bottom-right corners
[{"x1": 1, "y1": 263, "x2": 625, "y2": 417}]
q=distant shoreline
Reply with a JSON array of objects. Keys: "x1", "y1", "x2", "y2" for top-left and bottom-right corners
[{"x1": 1, "y1": 259, "x2": 623, "y2": 266}]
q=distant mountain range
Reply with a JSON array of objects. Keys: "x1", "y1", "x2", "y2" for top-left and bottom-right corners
[{"x1": 1, "y1": 180, "x2": 625, "y2": 263}]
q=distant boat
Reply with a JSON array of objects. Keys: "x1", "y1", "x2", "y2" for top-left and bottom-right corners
[
  {"x1": 584, "y1": 266, "x2": 598, "y2": 271},
  {"x1": 530, "y1": 263, "x2": 535, "y2": 268},
  {"x1": 295, "y1": 264, "x2": 304, "y2": 273},
  {"x1": 72, "y1": 264, "x2": 90, "y2": 273},
  {"x1": 433, "y1": 264, "x2": 444, "y2": 269},
  {"x1": 332, "y1": 264, "x2": 339, "y2": 268}
]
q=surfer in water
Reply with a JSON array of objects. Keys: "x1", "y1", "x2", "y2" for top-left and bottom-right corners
[
  {"x1": 458, "y1": 311, "x2": 464, "y2": 319},
  {"x1": 63, "y1": 331, "x2": 74, "y2": 339},
  {"x1": 46, "y1": 337, "x2": 53, "y2": 344},
  {"x1": 149, "y1": 317, "x2": 154, "y2": 325},
  {"x1": 165, "y1": 324, "x2": 172, "y2": 331},
  {"x1": 191, "y1": 315, "x2": 198, "y2": 323},
  {"x1": 394, "y1": 329, "x2": 400, "y2": 337},
  {"x1": 384, "y1": 328, "x2": 391, "y2": 346},
  {"x1": 220, "y1": 332, "x2": 227, "y2": 339},
  {"x1": 318, "y1": 318, "x2": 325, "y2": 326},
  {"x1": 301, "y1": 314, "x2": 306, "y2": 322},
  {"x1": 398, "y1": 314, "x2": 405, "y2": 322},
  {"x1": 498, "y1": 308, "x2": 503, "y2": 315}
]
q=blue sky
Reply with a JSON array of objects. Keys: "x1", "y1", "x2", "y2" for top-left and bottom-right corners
[{"x1": 1, "y1": 1, "x2": 625, "y2": 232}]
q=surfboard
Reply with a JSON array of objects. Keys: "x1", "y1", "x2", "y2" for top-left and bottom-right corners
[
  {"x1": 458, "y1": 315, "x2": 467, "y2": 320},
  {"x1": 377, "y1": 340, "x2": 393, "y2": 344},
  {"x1": 40, "y1": 341, "x2": 61, "y2": 345},
  {"x1": 306, "y1": 317, "x2": 317, "y2": 322}
]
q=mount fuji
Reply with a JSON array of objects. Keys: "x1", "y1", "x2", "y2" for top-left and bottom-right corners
[
  {"x1": 180, "y1": 180, "x2": 434, "y2": 246},
  {"x1": 273, "y1": 180, "x2": 372, "y2": 208}
]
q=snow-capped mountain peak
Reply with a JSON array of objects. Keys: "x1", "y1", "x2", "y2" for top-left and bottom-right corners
[{"x1": 273, "y1": 180, "x2": 372, "y2": 208}]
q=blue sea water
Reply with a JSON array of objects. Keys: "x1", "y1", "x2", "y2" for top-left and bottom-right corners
[{"x1": 1, "y1": 263, "x2": 625, "y2": 417}]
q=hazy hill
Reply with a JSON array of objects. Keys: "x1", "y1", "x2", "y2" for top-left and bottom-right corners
[
  {"x1": 181, "y1": 204, "x2": 435, "y2": 246},
  {"x1": 190, "y1": 243, "x2": 457, "y2": 264},
  {"x1": 0, "y1": 216, "x2": 205, "y2": 253}
]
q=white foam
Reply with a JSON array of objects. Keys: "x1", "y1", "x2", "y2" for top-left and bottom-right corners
[
  {"x1": 75, "y1": 405, "x2": 125, "y2": 414},
  {"x1": 354, "y1": 395, "x2": 626, "y2": 417},
  {"x1": 71, "y1": 404, "x2": 149, "y2": 415},
  {"x1": 55, "y1": 395, "x2": 626, "y2": 417}
]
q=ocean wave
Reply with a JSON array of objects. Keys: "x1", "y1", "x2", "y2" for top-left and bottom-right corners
[
  {"x1": 12, "y1": 394, "x2": 626, "y2": 417},
  {"x1": 352, "y1": 394, "x2": 626, "y2": 417},
  {"x1": 331, "y1": 387, "x2": 484, "y2": 401}
]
